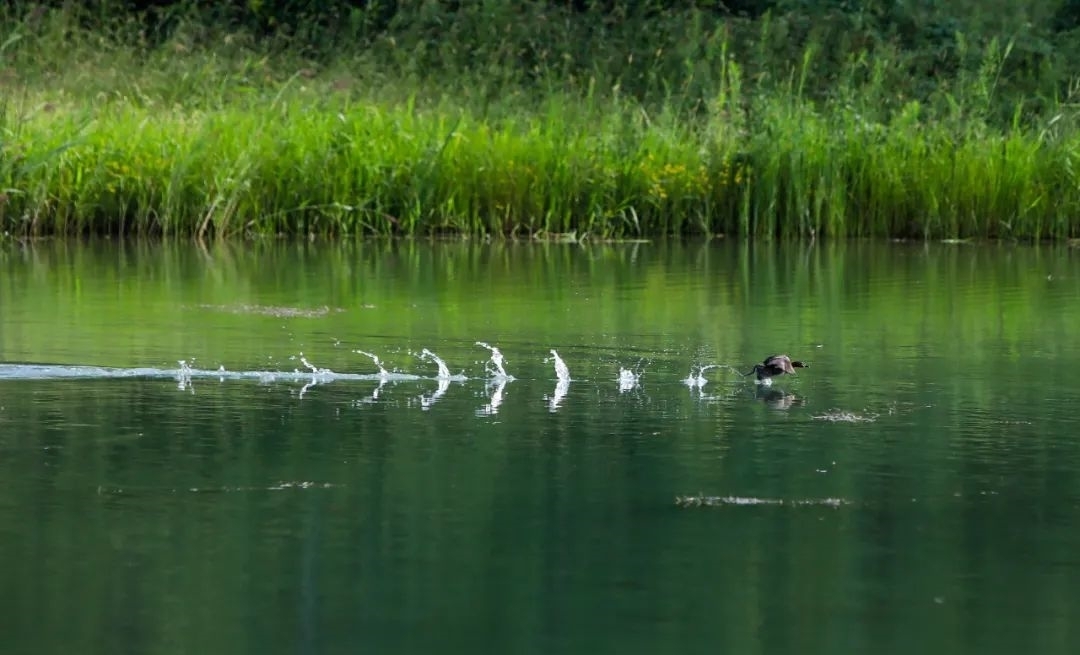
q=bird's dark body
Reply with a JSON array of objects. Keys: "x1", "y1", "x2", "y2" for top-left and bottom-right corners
[{"x1": 747, "y1": 354, "x2": 808, "y2": 381}]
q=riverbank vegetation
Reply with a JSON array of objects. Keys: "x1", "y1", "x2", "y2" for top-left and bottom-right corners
[{"x1": 2, "y1": 1, "x2": 1080, "y2": 239}]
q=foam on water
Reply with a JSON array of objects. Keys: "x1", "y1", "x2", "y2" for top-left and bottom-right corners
[
  {"x1": 675, "y1": 495, "x2": 850, "y2": 508},
  {"x1": 97, "y1": 481, "x2": 341, "y2": 495},
  {"x1": 0, "y1": 362, "x2": 406, "y2": 383},
  {"x1": 812, "y1": 409, "x2": 878, "y2": 423}
]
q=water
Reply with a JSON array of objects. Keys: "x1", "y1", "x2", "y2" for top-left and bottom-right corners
[{"x1": 2, "y1": 239, "x2": 1080, "y2": 654}]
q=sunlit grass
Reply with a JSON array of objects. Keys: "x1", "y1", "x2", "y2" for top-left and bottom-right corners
[{"x1": 1, "y1": 4, "x2": 1079, "y2": 240}]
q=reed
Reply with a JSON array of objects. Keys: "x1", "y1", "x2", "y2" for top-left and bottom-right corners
[{"x1": 2, "y1": 3, "x2": 1079, "y2": 240}]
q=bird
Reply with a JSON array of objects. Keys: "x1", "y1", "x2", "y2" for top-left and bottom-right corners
[{"x1": 745, "y1": 354, "x2": 808, "y2": 384}]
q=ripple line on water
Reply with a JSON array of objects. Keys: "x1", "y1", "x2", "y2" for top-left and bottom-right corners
[{"x1": 675, "y1": 495, "x2": 851, "y2": 508}]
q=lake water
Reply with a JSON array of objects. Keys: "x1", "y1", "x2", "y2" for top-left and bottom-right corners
[{"x1": 2, "y1": 239, "x2": 1080, "y2": 654}]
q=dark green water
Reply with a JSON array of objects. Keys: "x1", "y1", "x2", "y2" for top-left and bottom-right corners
[{"x1": 2, "y1": 240, "x2": 1080, "y2": 654}]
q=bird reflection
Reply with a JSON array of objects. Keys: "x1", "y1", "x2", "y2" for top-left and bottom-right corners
[{"x1": 755, "y1": 386, "x2": 802, "y2": 410}]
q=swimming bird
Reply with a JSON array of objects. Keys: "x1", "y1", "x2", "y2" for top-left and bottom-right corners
[{"x1": 746, "y1": 354, "x2": 808, "y2": 383}]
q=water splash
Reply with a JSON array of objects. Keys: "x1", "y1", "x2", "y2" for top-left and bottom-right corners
[
  {"x1": 295, "y1": 352, "x2": 332, "y2": 378},
  {"x1": 543, "y1": 349, "x2": 571, "y2": 411},
  {"x1": 476, "y1": 341, "x2": 512, "y2": 379},
  {"x1": 684, "y1": 364, "x2": 720, "y2": 389},
  {"x1": 176, "y1": 359, "x2": 194, "y2": 392},
  {"x1": 295, "y1": 352, "x2": 336, "y2": 399},
  {"x1": 419, "y1": 348, "x2": 463, "y2": 380},
  {"x1": 297, "y1": 352, "x2": 329, "y2": 375},
  {"x1": 415, "y1": 349, "x2": 461, "y2": 408},
  {"x1": 1, "y1": 351, "x2": 801, "y2": 407},
  {"x1": 546, "y1": 349, "x2": 571, "y2": 382},
  {"x1": 618, "y1": 367, "x2": 640, "y2": 392},
  {"x1": 353, "y1": 350, "x2": 390, "y2": 379}
]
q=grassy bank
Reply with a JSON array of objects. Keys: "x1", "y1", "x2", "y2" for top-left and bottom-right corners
[{"x1": 2, "y1": 4, "x2": 1079, "y2": 240}]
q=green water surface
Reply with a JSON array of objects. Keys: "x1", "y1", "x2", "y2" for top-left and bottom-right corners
[{"x1": 1, "y1": 239, "x2": 1079, "y2": 654}]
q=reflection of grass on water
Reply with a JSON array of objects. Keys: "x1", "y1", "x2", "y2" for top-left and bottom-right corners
[{"x1": 2, "y1": 4, "x2": 1079, "y2": 240}]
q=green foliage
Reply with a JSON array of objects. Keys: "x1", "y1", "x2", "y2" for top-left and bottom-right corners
[{"x1": 1, "y1": 1, "x2": 1079, "y2": 239}]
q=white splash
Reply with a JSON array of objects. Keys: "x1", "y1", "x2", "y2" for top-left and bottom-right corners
[
  {"x1": 295, "y1": 352, "x2": 335, "y2": 399},
  {"x1": 618, "y1": 367, "x2": 640, "y2": 392},
  {"x1": 547, "y1": 349, "x2": 571, "y2": 382},
  {"x1": 297, "y1": 352, "x2": 329, "y2": 375},
  {"x1": 476, "y1": 341, "x2": 512, "y2": 379},
  {"x1": 419, "y1": 348, "x2": 455, "y2": 379},
  {"x1": 353, "y1": 350, "x2": 390, "y2": 380},
  {"x1": 684, "y1": 364, "x2": 719, "y2": 389},
  {"x1": 176, "y1": 359, "x2": 193, "y2": 392}
]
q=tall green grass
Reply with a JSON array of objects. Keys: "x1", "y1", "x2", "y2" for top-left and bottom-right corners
[{"x1": 1, "y1": 3, "x2": 1079, "y2": 240}]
